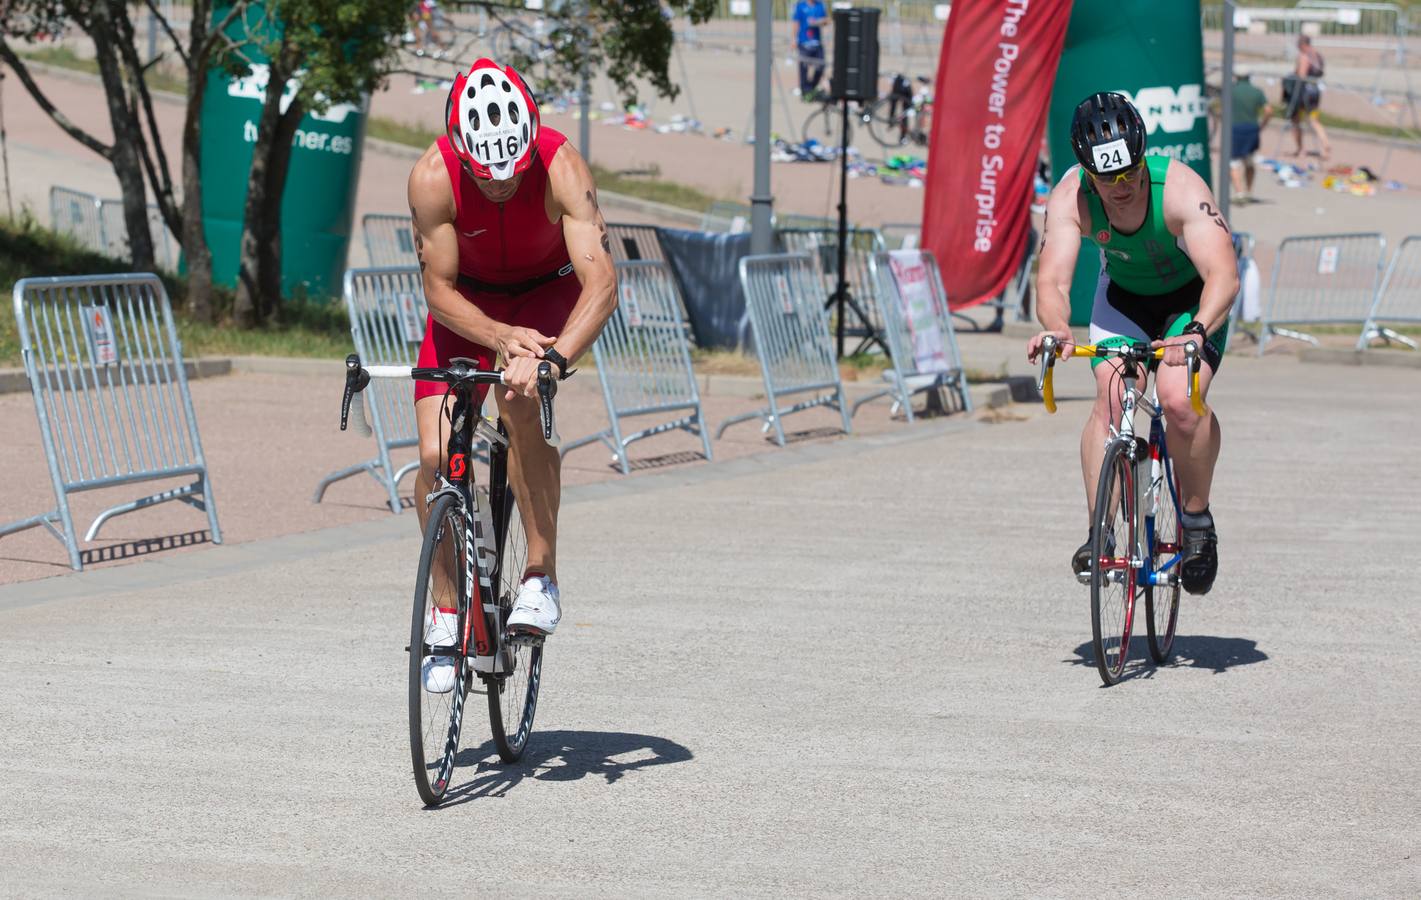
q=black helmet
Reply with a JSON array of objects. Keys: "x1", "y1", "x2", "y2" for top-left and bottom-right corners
[{"x1": 1070, "y1": 92, "x2": 1147, "y2": 176}]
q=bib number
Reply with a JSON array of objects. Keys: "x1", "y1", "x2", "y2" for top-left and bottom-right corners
[{"x1": 1092, "y1": 138, "x2": 1131, "y2": 173}]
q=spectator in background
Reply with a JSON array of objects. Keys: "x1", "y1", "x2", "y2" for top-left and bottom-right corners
[
  {"x1": 793, "y1": 0, "x2": 829, "y2": 101},
  {"x1": 1282, "y1": 34, "x2": 1331, "y2": 159},
  {"x1": 1230, "y1": 67, "x2": 1272, "y2": 203}
]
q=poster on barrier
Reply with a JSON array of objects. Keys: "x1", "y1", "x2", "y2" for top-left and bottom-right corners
[
  {"x1": 620, "y1": 282, "x2": 643, "y2": 327},
  {"x1": 396, "y1": 292, "x2": 425, "y2": 343},
  {"x1": 1318, "y1": 246, "x2": 1340, "y2": 275},
  {"x1": 81, "y1": 305, "x2": 119, "y2": 366},
  {"x1": 774, "y1": 274, "x2": 795, "y2": 315},
  {"x1": 888, "y1": 250, "x2": 949, "y2": 373}
]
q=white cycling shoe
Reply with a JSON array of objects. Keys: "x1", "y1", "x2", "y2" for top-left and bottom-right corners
[
  {"x1": 421, "y1": 607, "x2": 459, "y2": 694},
  {"x1": 506, "y1": 574, "x2": 561, "y2": 637}
]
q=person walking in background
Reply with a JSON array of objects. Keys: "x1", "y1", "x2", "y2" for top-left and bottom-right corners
[
  {"x1": 1282, "y1": 34, "x2": 1331, "y2": 159},
  {"x1": 1229, "y1": 67, "x2": 1272, "y2": 203},
  {"x1": 793, "y1": 0, "x2": 829, "y2": 101}
]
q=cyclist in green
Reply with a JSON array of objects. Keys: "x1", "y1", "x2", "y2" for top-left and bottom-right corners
[{"x1": 1027, "y1": 92, "x2": 1239, "y2": 595}]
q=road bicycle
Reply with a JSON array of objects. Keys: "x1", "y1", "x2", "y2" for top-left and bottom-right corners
[
  {"x1": 339, "y1": 353, "x2": 561, "y2": 805},
  {"x1": 1036, "y1": 336, "x2": 1206, "y2": 686}
]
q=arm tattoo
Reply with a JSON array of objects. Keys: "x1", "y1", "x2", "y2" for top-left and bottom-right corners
[{"x1": 1199, "y1": 201, "x2": 1230, "y2": 234}]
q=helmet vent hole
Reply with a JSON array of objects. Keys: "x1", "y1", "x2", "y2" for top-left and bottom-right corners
[
  {"x1": 480, "y1": 73, "x2": 496, "y2": 90},
  {"x1": 487, "y1": 103, "x2": 501, "y2": 126},
  {"x1": 508, "y1": 103, "x2": 520, "y2": 125},
  {"x1": 466, "y1": 85, "x2": 475, "y2": 100},
  {"x1": 502, "y1": 80, "x2": 511, "y2": 92},
  {"x1": 468, "y1": 108, "x2": 480, "y2": 130}
]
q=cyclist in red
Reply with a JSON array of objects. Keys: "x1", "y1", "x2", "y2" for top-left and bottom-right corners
[{"x1": 407, "y1": 59, "x2": 615, "y2": 683}]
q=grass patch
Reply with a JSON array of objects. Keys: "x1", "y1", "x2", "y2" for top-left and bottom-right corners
[
  {"x1": 18, "y1": 46, "x2": 187, "y2": 94},
  {"x1": 1316, "y1": 112, "x2": 1421, "y2": 143},
  {"x1": 366, "y1": 116, "x2": 441, "y2": 148},
  {"x1": 1, "y1": 215, "x2": 350, "y2": 367}
]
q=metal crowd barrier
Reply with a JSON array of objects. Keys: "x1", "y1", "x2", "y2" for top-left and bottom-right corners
[
  {"x1": 1359, "y1": 235, "x2": 1421, "y2": 351},
  {"x1": 606, "y1": 222, "x2": 666, "y2": 264},
  {"x1": 314, "y1": 266, "x2": 428, "y2": 511},
  {"x1": 362, "y1": 213, "x2": 418, "y2": 267},
  {"x1": 49, "y1": 186, "x2": 176, "y2": 269},
  {"x1": 718, "y1": 253, "x2": 852, "y2": 446},
  {"x1": 0, "y1": 273, "x2": 223, "y2": 570},
  {"x1": 1260, "y1": 233, "x2": 1387, "y2": 354},
  {"x1": 561, "y1": 261, "x2": 712, "y2": 474},
  {"x1": 1229, "y1": 231, "x2": 1259, "y2": 344},
  {"x1": 879, "y1": 221, "x2": 921, "y2": 250},
  {"x1": 50, "y1": 186, "x2": 106, "y2": 252},
  {"x1": 859, "y1": 250, "x2": 972, "y2": 422},
  {"x1": 775, "y1": 226, "x2": 887, "y2": 354},
  {"x1": 699, "y1": 200, "x2": 753, "y2": 234}
]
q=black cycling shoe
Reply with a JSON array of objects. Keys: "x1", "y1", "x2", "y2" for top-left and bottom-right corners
[
  {"x1": 1181, "y1": 512, "x2": 1218, "y2": 595},
  {"x1": 1072, "y1": 540, "x2": 1092, "y2": 579}
]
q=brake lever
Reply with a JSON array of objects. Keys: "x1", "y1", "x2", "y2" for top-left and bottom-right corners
[
  {"x1": 340, "y1": 353, "x2": 370, "y2": 432},
  {"x1": 536, "y1": 361, "x2": 560, "y2": 447}
]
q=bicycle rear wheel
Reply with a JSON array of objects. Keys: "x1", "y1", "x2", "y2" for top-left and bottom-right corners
[
  {"x1": 801, "y1": 105, "x2": 845, "y2": 148},
  {"x1": 865, "y1": 98, "x2": 908, "y2": 150},
  {"x1": 486, "y1": 483, "x2": 542, "y2": 764},
  {"x1": 1146, "y1": 440, "x2": 1182, "y2": 664},
  {"x1": 1091, "y1": 441, "x2": 1139, "y2": 686},
  {"x1": 409, "y1": 493, "x2": 471, "y2": 806}
]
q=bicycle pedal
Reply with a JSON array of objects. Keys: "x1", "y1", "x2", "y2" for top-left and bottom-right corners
[
  {"x1": 1075, "y1": 571, "x2": 1092, "y2": 585},
  {"x1": 503, "y1": 628, "x2": 545, "y2": 646}
]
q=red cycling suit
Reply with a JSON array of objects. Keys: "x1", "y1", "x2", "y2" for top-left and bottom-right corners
[{"x1": 415, "y1": 126, "x2": 580, "y2": 403}]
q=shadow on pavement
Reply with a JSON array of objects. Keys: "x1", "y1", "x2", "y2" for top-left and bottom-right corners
[
  {"x1": 1066, "y1": 635, "x2": 1269, "y2": 680},
  {"x1": 434, "y1": 729, "x2": 693, "y2": 807},
  {"x1": 80, "y1": 529, "x2": 213, "y2": 566}
]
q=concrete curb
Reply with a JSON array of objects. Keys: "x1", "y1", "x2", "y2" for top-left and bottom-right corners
[
  {"x1": 0, "y1": 358, "x2": 233, "y2": 395},
  {"x1": 1298, "y1": 346, "x2": 1421, "y2": 369}
]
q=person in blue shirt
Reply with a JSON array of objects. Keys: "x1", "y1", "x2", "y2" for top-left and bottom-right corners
[{"x1": 793, "y1": 0, "x2": 829, "y2": 100}]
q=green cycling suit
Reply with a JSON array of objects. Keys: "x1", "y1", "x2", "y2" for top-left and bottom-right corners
[{"x1": 1080, "y1": 155, "x2": 1230, "y2": 370}]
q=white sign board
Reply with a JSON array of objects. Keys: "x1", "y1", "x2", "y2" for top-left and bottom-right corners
[
  {"x1": 934, "y1": 4, "x2": 951, "y2": 21},
  {"x1": 81, "y1": 305, "x2": 119, "y2": 367},
  {"x1": 1318, "y1": 245, "x2": 1340, "y2": 275},
  {"x1": 888, "y1": 251, "x2": 949, "y2": 374},
  {"x1": 729, "y1": 0, "x2": 751, "y2": 15},
  {"x1": 620, "y1": 282, "x2": 643, "y2": 327},
  {"x1": 396, "y1": 292, "x2": 425, "y2": 343},
  {"x1": 774, "y1": 274, "x2": 795, "y2": 315}
]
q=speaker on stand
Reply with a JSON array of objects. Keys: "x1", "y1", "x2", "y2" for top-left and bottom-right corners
[{"x1": 826, "y1": 7, "x2": 884, "y2": 358}]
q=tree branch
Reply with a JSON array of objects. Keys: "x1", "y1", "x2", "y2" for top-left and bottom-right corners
[
  {"x1": 141, "y1": 0, "x2": 190, "y2": 69},
  {"x1": 0, "y1": 41, "x2": 113, "y2": 160},
  {"x1": 199, "y1": 0, "x2": 252, "y2": 62}
]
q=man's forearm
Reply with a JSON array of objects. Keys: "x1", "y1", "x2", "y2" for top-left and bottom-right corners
[
  {"x1": 428, "y1": 285, "x2": 501, "y2": 349},
  {"x1": 1036, "y1": 282, "x2": 1073, "y2": 334},
  {"x1": 1195, "y1": 277, "x2": 1238, "y2": 335},
  {"x1": 549, "y1": 281, "x2": 616, "y2": 363}
]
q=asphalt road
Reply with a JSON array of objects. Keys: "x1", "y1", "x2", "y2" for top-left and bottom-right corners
[{"x1": 1, "y1": 354, "x2": 1418, "y2": 897}]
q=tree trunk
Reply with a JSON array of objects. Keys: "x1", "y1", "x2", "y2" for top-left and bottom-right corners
[
  {"x1": 256, "y1": 100, "x2": 303, "y2": 318},
  {"x1": 181, "y1": 64, "x2": 216, "y2": 322},
  {"x1": 89, "y1": 1, "x2": 156, "y2": 270},
  {"x1": 232, "y1": 53, "x2": 290, "y2": 326}
]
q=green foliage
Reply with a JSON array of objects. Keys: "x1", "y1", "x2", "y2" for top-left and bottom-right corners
[{"x1": 462, "y1": 0, "x2": 717, "y2": 107}]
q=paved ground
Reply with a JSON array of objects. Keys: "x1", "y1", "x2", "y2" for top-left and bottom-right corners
[{"x1": 1, "y1": 350, "x2": 1417, "y2": 896}]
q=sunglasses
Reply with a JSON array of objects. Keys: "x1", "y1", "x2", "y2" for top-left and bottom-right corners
[{"x1": 1090, "y1": 162, "x2": 1145, "y2": 186}]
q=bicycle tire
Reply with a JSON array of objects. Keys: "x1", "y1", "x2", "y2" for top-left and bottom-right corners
[
  {"x1": 409, "y1": 492, "x2": 471, "y2": 806},
  {"x1": 865, "y1": 98, "x2": 908, "y2": 150},
  {"x1": 486, "y1": 483, "x2": 542, "y2": 764},
  {"x1": 1145, "y1": 438, "x2": 1182, "y2": 664},
  {"x1": 1091, "y1": 441, "x2": 1139, "y2": 686},
  {"x1": 801, "y1": 105, "x2": 846, "y2": 148}
]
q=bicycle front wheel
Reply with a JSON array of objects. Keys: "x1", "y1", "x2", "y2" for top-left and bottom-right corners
[
  {"x1": 409, "y1": 492, "x2": 471, "y2": 806},
  {"x1": 486, "y1": 484, "x2": 542, "y2": 764},
  {"x1": 1146, "y1": 443, "x2": 1182, "y2": 664},
  {"x1": 1091, "y1": 442, "x2": 1139, "y2": 686}
]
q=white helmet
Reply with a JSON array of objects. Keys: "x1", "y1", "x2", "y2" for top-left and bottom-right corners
[{"x1": 445, "y1": 58, "x2": 540, "y2": 181}]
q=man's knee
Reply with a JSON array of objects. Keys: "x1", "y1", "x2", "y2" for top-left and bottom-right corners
[
  {"x1": 419, "y1": 437, "x2": 445, "y2": 479},
  {"x1": 1160, "y1": 385, "x2": 1205, "y2": 434}
]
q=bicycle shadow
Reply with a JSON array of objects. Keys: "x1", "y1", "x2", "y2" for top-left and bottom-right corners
[
  {"x1": 1066, "y1": 635, "x2": 1269, "y2": 682},
  {"x1": 434, "y1": 729, "x2": 693, "y2": 807}
]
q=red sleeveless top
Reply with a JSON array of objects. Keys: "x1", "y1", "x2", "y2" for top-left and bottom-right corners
[{"x1": 436, "y1": 127, "x2": 571, "y2": 285}]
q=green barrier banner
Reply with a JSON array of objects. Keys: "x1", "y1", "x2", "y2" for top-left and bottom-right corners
[
  {"x1": 1047, "y1": 0, "x2": 1211, "y2": 325},
  {"x1": 199, "y1": 3, "x2": 368, "y2": 299}
]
